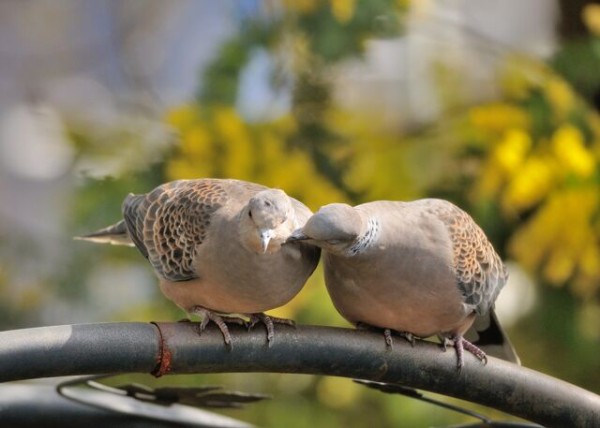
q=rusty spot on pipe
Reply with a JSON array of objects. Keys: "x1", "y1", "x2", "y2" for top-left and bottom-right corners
[{"x1": 150, "y1": 322, "x2": 173, "y2": 377}]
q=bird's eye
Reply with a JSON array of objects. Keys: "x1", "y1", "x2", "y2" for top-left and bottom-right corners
[{"x1": 248, "y1": 210, "x2": 253, "y2": 218}]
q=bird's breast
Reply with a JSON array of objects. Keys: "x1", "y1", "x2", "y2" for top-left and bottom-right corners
[
  {"x1": 323, "y1": 246, "x2": 470, "y2": 337},
  {"x1": 158, "y1": 239, "x2": 315, "y2": 314}
]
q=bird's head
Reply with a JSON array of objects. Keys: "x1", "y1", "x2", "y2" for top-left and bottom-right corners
[
  {"x1": 245, "y1": 189, "x2": 295, "y2": 254},
  {"x1": 286, "y1": 203, "x2": 362, "y2": 255}
]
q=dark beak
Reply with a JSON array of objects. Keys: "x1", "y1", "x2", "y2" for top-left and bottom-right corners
[{"x1": 286, "y1": 229, "x2": 309, "y2": 243}]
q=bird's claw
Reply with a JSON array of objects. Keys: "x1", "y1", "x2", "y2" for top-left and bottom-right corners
[
  {"x1": 447, "y1": 335, "x2": 487, "y2": 371},
  {"x1": 191, "y1": 307, "x2": 246, "y2": 348},
  {"x1": 356, "y1": 323, "x2": 416, "y2": 348},
  {"x1": 399, "y1": 331, "x2": 416, "y2": 347},
  {"x1": 248, "y1": 313, "x2": 295, "y2": 345},
  {"x1": 384, "y1": 329, "x2": 394, "y2": 347}
]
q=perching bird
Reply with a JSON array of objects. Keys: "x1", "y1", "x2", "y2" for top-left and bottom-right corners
[
  {"x1": 287, "y1": 199, "x2": 519, "y2": 369},
  {"x1": 77, "y1": 178, "x2": 320, "y2": 345}
]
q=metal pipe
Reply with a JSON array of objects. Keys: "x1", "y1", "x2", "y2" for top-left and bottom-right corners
[
  {"x1": 0, "y1": 322, "x2": 159, "y2": 379},
  {"x1": 0, "y1": 322, "x2": 598, "y2": 427}
]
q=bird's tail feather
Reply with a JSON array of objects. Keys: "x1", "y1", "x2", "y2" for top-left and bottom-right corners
[
  {"x1": 467, "y1": 308, "x2": 521, "y2": 365},
  {"x1": 74, "y1": 220, "x2": 134, "y2": 246}
]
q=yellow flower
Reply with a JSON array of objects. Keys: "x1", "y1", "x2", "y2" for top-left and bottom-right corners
[
  {"x1": 579, "y1": 240, "x2": 600, "y2": 278},
  {"x1": 469, "y1": 103, "x2": 530, "y2": 134},
  {"x1": 330, "y1": 0, "x2": 356, "y2": 23},
  {"x1": 545, "y1": 77, "x2": 576, "y2": 119},
  {"x1": 544, "y1": 248, "x2": 575, "y2": 285},
  {"x1": 502, "y1": 156, "x2": 555, "y2": 211},
  {"x1": 165, "y1": 158, "x2": 210, "y2": 181},
  {"x1": 164, "y1": 104, "x2": 198, "y2": 131},
  {"x1": 583, "y1": 3, "x2": 600, "y2": 36},
  {"x1": 477, "y1": 161, "x2": 504, "y2": 197},
  {"x1": 213, "y1": 107, "x2": 251, "y2": 147},
  {"x1": 510, "y1": 188, "x2": 600, "y2": 288},
  {"x1": 493, "y1": 128, "x2": 531, "y2": 175},
  {"x1": 181, "y1": 126, "x2": 211, "y2": 156},
  {"x1": 509, "y1": 194, "x2": 560, "y2": 269},
  {"x1": 552, "y1": 125, "x2": 596, "y2": 178}
]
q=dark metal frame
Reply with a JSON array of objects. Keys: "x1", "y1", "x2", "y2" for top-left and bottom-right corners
[{"x1": 0, "y1": 322, "x2": 598, "y2": 427}]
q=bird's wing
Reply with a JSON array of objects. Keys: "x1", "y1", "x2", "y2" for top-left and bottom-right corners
[
  {"x1": 426, "y1": 200, "x2": 507, "y2": 315},
  {"x1": 122, "y1": 179, "x2": 233, "y2": 282}
]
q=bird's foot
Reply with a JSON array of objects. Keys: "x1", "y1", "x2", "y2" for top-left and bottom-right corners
[
  {"x1": 383, "y1": 329, "x2": 394, "y2": 347},
  {"x1": 386, "y1": 330, "x2": 417, "y2": 347},
  {"x1": 191, "y1": 307, "x2": 246, "y2": 347},
  {"x1": 355, "y1": 323, "x2": 415, "y2": 348},
  {"x1": 443, "y1": 335, "x2": 488, "y2": 370},
  {"x1": 248, "y1": 313, "x2": 295, "y2": 345},
  {"x1": 399, "y1": 331, "x2": 417, "y2": 347}
]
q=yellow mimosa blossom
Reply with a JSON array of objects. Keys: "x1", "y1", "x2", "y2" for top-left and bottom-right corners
[
  {"x1": 493, "y1": 128, "x2": 531, "y2": 175},
  {"x1": 510, "y1": 188, "x2": 599, "y2": 289},
  {"x1": 477, "y1": 161, "x2": 504, "y2": 196},
  {"x1": 545, "y1": 77, "x2": 576, "y2": 119},
  {"x1": 181, "y1": 126, "x2": 211, "y2": 156},
  {"x1": 502, "y1": 156, "x2": 555, "y2": 211},
  {"x1": 544, "y1": 248, "x2": 576, "y2": 285},
  {"x1": 579, "y1": 240, "x2": 600, "y2": 279},
  {"x1": 552, "y1": 125, "x2": 596, "y2": 178},
  {"x1": 165, "y1": 103, "x2": 346, "y2": 212},
  {"x1": 213, "y1": 107, "x2": 251, "y2": 147},
  {"x1": 583, "y1": 3, "x2": 600, "y2": 36},
  {"x1": 165, "y1": 158, "x2": 210, "y2": 182},
  {"x1": 164, "y1": 104, "x2": 199, "y2": 131},
  {"x1": 469, "y1": 103, "x2": 530, "y2": 134},
  {"x1": 331, "y1": 0, "x2": 356, "y2": 23}
]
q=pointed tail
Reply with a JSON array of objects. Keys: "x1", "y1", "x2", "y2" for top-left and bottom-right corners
[
  {"x1": 74, "y1": 220, "x2": 134, "y2": 247},
  {"x1": 467, "y1": 308, "x2": 521, "y2": 365}
]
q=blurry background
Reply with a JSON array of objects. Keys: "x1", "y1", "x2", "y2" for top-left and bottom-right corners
[{"x1": 1, "y1": 0, "x2": 599, "y2": 426}]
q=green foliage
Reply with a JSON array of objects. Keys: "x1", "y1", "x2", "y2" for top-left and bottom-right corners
[
  {"x1": 292, "y1": 0, "x2": 402, "y2": 63},
  {"x1": 199, "y1": 38, "x2": 252, "y2": 105},
  {"x1": 551, "y1": 37, "x2": 600, "y2": 108}
]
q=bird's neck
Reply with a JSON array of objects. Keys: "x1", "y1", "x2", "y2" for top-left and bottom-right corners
[{"x1": 346, "y1": 217, "x2": 379, "y2": 256}]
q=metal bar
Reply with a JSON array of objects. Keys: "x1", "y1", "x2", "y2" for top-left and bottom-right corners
[
  {"x1": 0, "y1": 322, "x2": 598, "y2": 427},
  {"x1": 0, "y1": 380, "x2": 252, "y2": 428},
  {"x1": 0, "y1": 322, "x2": 160, "y2": 379}
]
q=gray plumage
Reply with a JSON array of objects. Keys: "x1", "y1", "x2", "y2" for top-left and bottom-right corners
[
  {"x1": 78, "y1": 178, "x2": 320, "y2": 344},
  {"x1": 288, "y1": 199, "x2": 518, "y2": 368}
]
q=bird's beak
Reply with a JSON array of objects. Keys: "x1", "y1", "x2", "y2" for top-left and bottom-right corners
[
  {"x1": 286, "y1": 229, "x2": 309, "y2": 243},
  {"x1": 260, "y1": 229, "x2": 274, "y2": 253}
]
